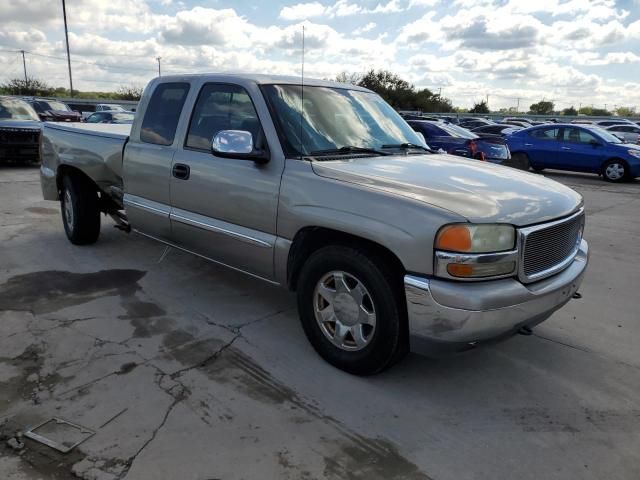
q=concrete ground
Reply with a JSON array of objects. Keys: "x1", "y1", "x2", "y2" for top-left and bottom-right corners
[{"x1": 1, "y1": 165, "x2": 639, "y2": 480}]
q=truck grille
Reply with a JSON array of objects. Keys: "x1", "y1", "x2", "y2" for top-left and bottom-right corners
[
  {"x1": 0, "y1": 128, "x2": 40, "y2": 145},
  {"x1": 520, "y1": 210, "x2": 585, "y2": 283}
]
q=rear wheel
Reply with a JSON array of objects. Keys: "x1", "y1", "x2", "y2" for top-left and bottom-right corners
[
  {"x1": 602, "y1": 159, "x2": 629, "y2": 183},
  {"x1": 296, "y1": 245, "x2": 407, "y2": 375},
  {"x1": 531, "y1": 165, "x2": 545, "y2": 172},
  {"x1": 60, "y1": 174, "x2": 101, "y2": 245}
]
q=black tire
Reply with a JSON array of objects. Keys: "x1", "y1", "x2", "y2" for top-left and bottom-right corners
[
  {"x1": 601, "y1": 159, "x2": 629, "y2": 183},
  {"x1": 531, "y1": 165, "x2": 545, "y2": 172},
  {"x1": 60, "y1": 174, "x2": 101, "y2": 245},
  {"x1": 507, "y1": 152, "x2": 531, "y2": 171},
  {"x1": 296, "y1": 245, "x2": 407, "y2": 375}
]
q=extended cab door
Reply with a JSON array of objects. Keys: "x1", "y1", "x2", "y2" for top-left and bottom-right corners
[
  {"x1": 168, "y1": 81, "x2": 283, "y2": 280},
  {"x1": 122, "y1": 81, "x2": 190, "y2": 241}
]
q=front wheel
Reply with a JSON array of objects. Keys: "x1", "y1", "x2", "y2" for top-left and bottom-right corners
[
  {"x1": 602, "y1": 159, "x2": 629, "y2": 183},
  {"x1": 506, "y1": 152, "x2": 530, "y2": 171},
  {"x1": 296, "y1": 246, "x2": 407, "y2": 375},
  {"x1": 60, "y1": 174, "x2": 101, "y2": 245}
]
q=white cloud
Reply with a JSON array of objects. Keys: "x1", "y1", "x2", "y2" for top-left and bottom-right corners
[{"x1": 353, "y1": 22, "x2": 377, "y2": 35}]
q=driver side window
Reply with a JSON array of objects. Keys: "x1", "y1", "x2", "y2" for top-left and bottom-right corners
[{"x1": 185, "y1": 83, "x2": 263, "y2": 152}]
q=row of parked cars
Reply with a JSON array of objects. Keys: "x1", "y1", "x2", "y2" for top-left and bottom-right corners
[
  {"x1": 403, "y1": 114, "x2": 640, "y2": 182},
  {"x1": 0, "y1": 96, "x2": 135, "y2": 163}
]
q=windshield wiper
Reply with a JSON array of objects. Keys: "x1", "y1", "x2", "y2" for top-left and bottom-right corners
[
  {"x1": 381, "y1": 143, "x2": 432, "y2": 152},
  {"x1": 308, "y1": 146, "x2": 391, "y2": 157}
]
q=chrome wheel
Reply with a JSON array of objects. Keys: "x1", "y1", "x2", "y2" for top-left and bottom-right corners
[
  {"x1": 63, "y1": 188, "x2": 74, "y2": 234},
  {"x1": 605, "y1": 162, "x2": 625, "y2": 181},
  {"x1": 313, "y1": 271, "x2": 376, "y2": 351}
]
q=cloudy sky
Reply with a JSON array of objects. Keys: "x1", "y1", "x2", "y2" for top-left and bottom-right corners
[{"x1": 1, "y1": 0, "x2": 639, "y2": 110}]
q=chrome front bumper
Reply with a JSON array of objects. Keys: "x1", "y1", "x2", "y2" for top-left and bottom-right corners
[{"x1": 405, "y1": 240, "x2": 589, "y2": 352}]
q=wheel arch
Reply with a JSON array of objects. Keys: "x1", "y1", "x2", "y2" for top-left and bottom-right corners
[
  {"x1": 57, "y1": 165, "x2": 119, "y2": 212},
  {"x1": 286, "y1": 226, "x2": 406, "y2": 292}
]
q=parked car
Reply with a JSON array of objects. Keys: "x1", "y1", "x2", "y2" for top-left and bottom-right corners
[
  {"x1": 506, "y1": 124, "x2": 640, "y2": 182},
  {"x1": 0, "y1": 96, "x2": 41, "y2": 163},
  {"x1": 40, "y1": 74, "x2": 588, "y2": 374},
  {"x1": 85, "y1": 111, "x2": 135, "y2": 124},
  {"x1": 503, "y1": 120, "x2": 533, "y2": 128},
  {"x1": 458, "y1": 119, "x2": 495, "y2": 129},
  {"x1": 606, "y1": 124, "x2": 640, "y2": 143},
  {"x1": 471, "y1": 124, "x2": 522, "y2": 137},
  {"x1": 594, "y1": 119, "x2": 634, "y2": 128},
  {"x1": 26, "y1": 98, "x2": 81, "y2": 122},
  {"x1": 81, "y1": 104, "x2": 130, "y2": 120},
  {"x1": 407, "y1": 120, "x2": 515, "y2": 167}
]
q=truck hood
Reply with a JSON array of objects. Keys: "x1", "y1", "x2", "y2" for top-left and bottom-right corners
[{"x1": 311, "y1": 153, "x2": 583, "y2": 226}]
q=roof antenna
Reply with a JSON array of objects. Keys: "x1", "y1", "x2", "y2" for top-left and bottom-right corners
[{"x1": 299, "y1": 24, "x2": 305, "y2": 157}]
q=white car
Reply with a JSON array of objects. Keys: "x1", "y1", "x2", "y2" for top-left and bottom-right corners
[{"x1": 606, "y1": 124, "x2": 640, "y2": 143}]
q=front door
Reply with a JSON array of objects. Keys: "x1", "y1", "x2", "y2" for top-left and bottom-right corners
[
  {"x1": 169, "y1": 82, "x2": 282, "y2": 280},
  {"x1": 557, "y1": 127, "x2": 606, "y2": 172}
]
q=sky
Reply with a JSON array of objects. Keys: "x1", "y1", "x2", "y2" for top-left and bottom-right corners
[{"x1": 1, "y1": 0, "x2": 639, "y2": 110}]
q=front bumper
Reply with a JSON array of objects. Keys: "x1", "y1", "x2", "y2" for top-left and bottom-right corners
[{"x1": 405, "y1": 239, "x2": 589, "y2": 353}]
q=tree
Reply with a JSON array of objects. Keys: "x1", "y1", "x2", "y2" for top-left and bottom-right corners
[
  {"x1": 529, "y1": 100, "x2": 554, "y2": 115},
  {"x1": 335, "y1": 72, "x2": 361, "y2": 85},
  {"x1": 116, "y1": 85, "x2": 144, "y2": 101},
  {"x1": 0, "y1": 77, "x2": 55, "y2": 96},
  {"x1": 469, "y1": 100, "x2": 490, "y2": 114},
  {"x1": 616, "y1": 106, "x2": 636, "y2": 117},
  {"x1": 561, "y1": 106, "x2": 577, "y2": 116},
  {"x1": 357, "y1": 69, "x2": 415, "y2": 108}
]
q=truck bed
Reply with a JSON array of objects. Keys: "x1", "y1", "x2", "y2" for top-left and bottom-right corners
[{"x1": 41, "y1": 122, "x2": 130, "y2": 203}]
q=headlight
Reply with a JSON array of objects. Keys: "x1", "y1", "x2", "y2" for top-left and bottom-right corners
[
  {"x1": 627, "y1": 149, "x2": 640, "y2": 159},
  {"x1": 435, "y1": 224, "x2": 515, "y2": 253},
  {"x1": 434, "y1": 223, "x2": 517, "y2": 280}
]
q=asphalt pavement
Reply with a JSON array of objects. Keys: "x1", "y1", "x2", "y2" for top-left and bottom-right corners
[{"x1": 1, "y1": 165, "x2": 639, "y2": 480}]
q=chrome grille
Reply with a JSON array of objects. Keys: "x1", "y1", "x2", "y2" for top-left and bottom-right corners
[{"x1": 520, "y1": 210, "x2": 584, "y2": 283}]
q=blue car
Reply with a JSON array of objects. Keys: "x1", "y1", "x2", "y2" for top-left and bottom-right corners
[
  {"x1": 506, "y1": 124, "x2": 640, "y2": 182},
  {"x1": 407, "y1": 120, "x2": 513, "y2": 166}
]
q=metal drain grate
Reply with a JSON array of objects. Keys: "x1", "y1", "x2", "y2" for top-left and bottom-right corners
[{"x1": 24, "y1": 417, "x2": 95, "y2": 453}]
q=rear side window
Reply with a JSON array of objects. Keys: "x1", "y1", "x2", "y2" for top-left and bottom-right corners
[
  {"x1": 186, "y1": 83, "x2": 262, "y2": 151},
  {"x1": 530, "y1": 127, "x2": 559, "y2": 140},
  {"x1": 140, "y1": 82, "x2": 190, "y2": 146}
]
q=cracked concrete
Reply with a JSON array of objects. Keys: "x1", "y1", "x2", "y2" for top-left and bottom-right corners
[{"x1": 1, "y1": 166, "x2": 640, "y2": 479}]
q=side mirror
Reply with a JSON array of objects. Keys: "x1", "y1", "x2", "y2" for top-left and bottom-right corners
[{"x1": 211, "y1": 130, "x2": 269, "y2": 163}]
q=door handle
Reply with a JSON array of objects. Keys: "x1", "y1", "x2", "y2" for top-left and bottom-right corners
[
  {"x1": 524, "y1": 143, "x2": 533, "y2": 146},
  {"x1": 561, "y1": 147, "x2": 571, "y2": 150},
  {"x1": 172, "y1": 163, "x2": 190, "y2": 180}
]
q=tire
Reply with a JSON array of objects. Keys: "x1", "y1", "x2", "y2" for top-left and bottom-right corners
[
  {"x1": 506, "y1": 152, "x2": 530, "y2": 171},
  {"x1": 296, "y1": 245, "x2": 407, "y2": 375},
  {"x1": 531, "y1": 165, "x2": 545, "y2": 172},
  {"x1": 60, "y1": 174, "x2": 101, "y2": 245},
  {"x1": 601, "y1": 159, "x2": 629, "y2": 183}
]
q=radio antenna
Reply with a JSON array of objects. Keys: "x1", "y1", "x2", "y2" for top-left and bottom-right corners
[{"x1": 299, "y1": 24, "x2": 305, "y2": 157}]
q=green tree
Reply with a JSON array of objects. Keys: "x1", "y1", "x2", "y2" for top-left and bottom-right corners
[
  {"x1": 335, "y1": 72, "x2": 361, "y2": 85},
  {"x1": 357, "y1": 69, "x2": 415, "y2": 108},
  {"x1": 616, "y1": 106, "x2": 636, "y2": 117},
  {"x1": 0, "y1": 77, "x2": 55, "y2": 96},
  {"x1": 116, "y1": 85, "x2": 144, "y2": 101},
  {"x1": 469, "y1": 100, "x2": 490, "y2": 114},
  {"x1": 529, "y1": 100, "x2": 554, "y2": 115},
  {"x1": 561, "y1": 106, "x2": 577, "y2": 116}
]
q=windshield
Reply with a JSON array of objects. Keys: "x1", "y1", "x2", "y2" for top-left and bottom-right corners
[
  {"x1": 438, "y1": 123, "x2": 477, "y2": 139},
  {"x1": 588, "y1": 126, "x2": 623, "y2": 143},
  {"x1": 262, "y1": 84, "x2": 425, "y2": 156},
  {"x1": 0, "y1": 98, "x2": 40, "y2": 121},
  {"x1": 36, "y1": 100, "x2": 70, "y2": 112}
]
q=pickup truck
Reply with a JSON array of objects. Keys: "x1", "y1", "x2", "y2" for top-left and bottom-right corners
[{"x1": 40, "y1": 74, "x2": 589, "y2": 374}]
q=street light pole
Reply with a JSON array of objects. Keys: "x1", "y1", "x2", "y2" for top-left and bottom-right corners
[
  {"x1": 61, "y1": 0, "x2": 74, "y2": 97},
  {"x1": 20, "y1": 50, "x2": 27, "y2": 83},
  {"x1": 156, "y1": 57, "x2": 161, "y2": 77}
]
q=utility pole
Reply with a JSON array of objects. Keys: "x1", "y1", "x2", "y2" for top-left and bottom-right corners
[
  {"x1": 156, "y1": 57, "x2": 161, "y2": 77},
  {"x1": 20, "y1": 50, "x2": 27, "y2": 83},
  {"x1": 516, "y1": 97, "x2": 520, "y2": 113},
  {"x1": 61, "y1": 0, "x2": 74, "y2": 97}
]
